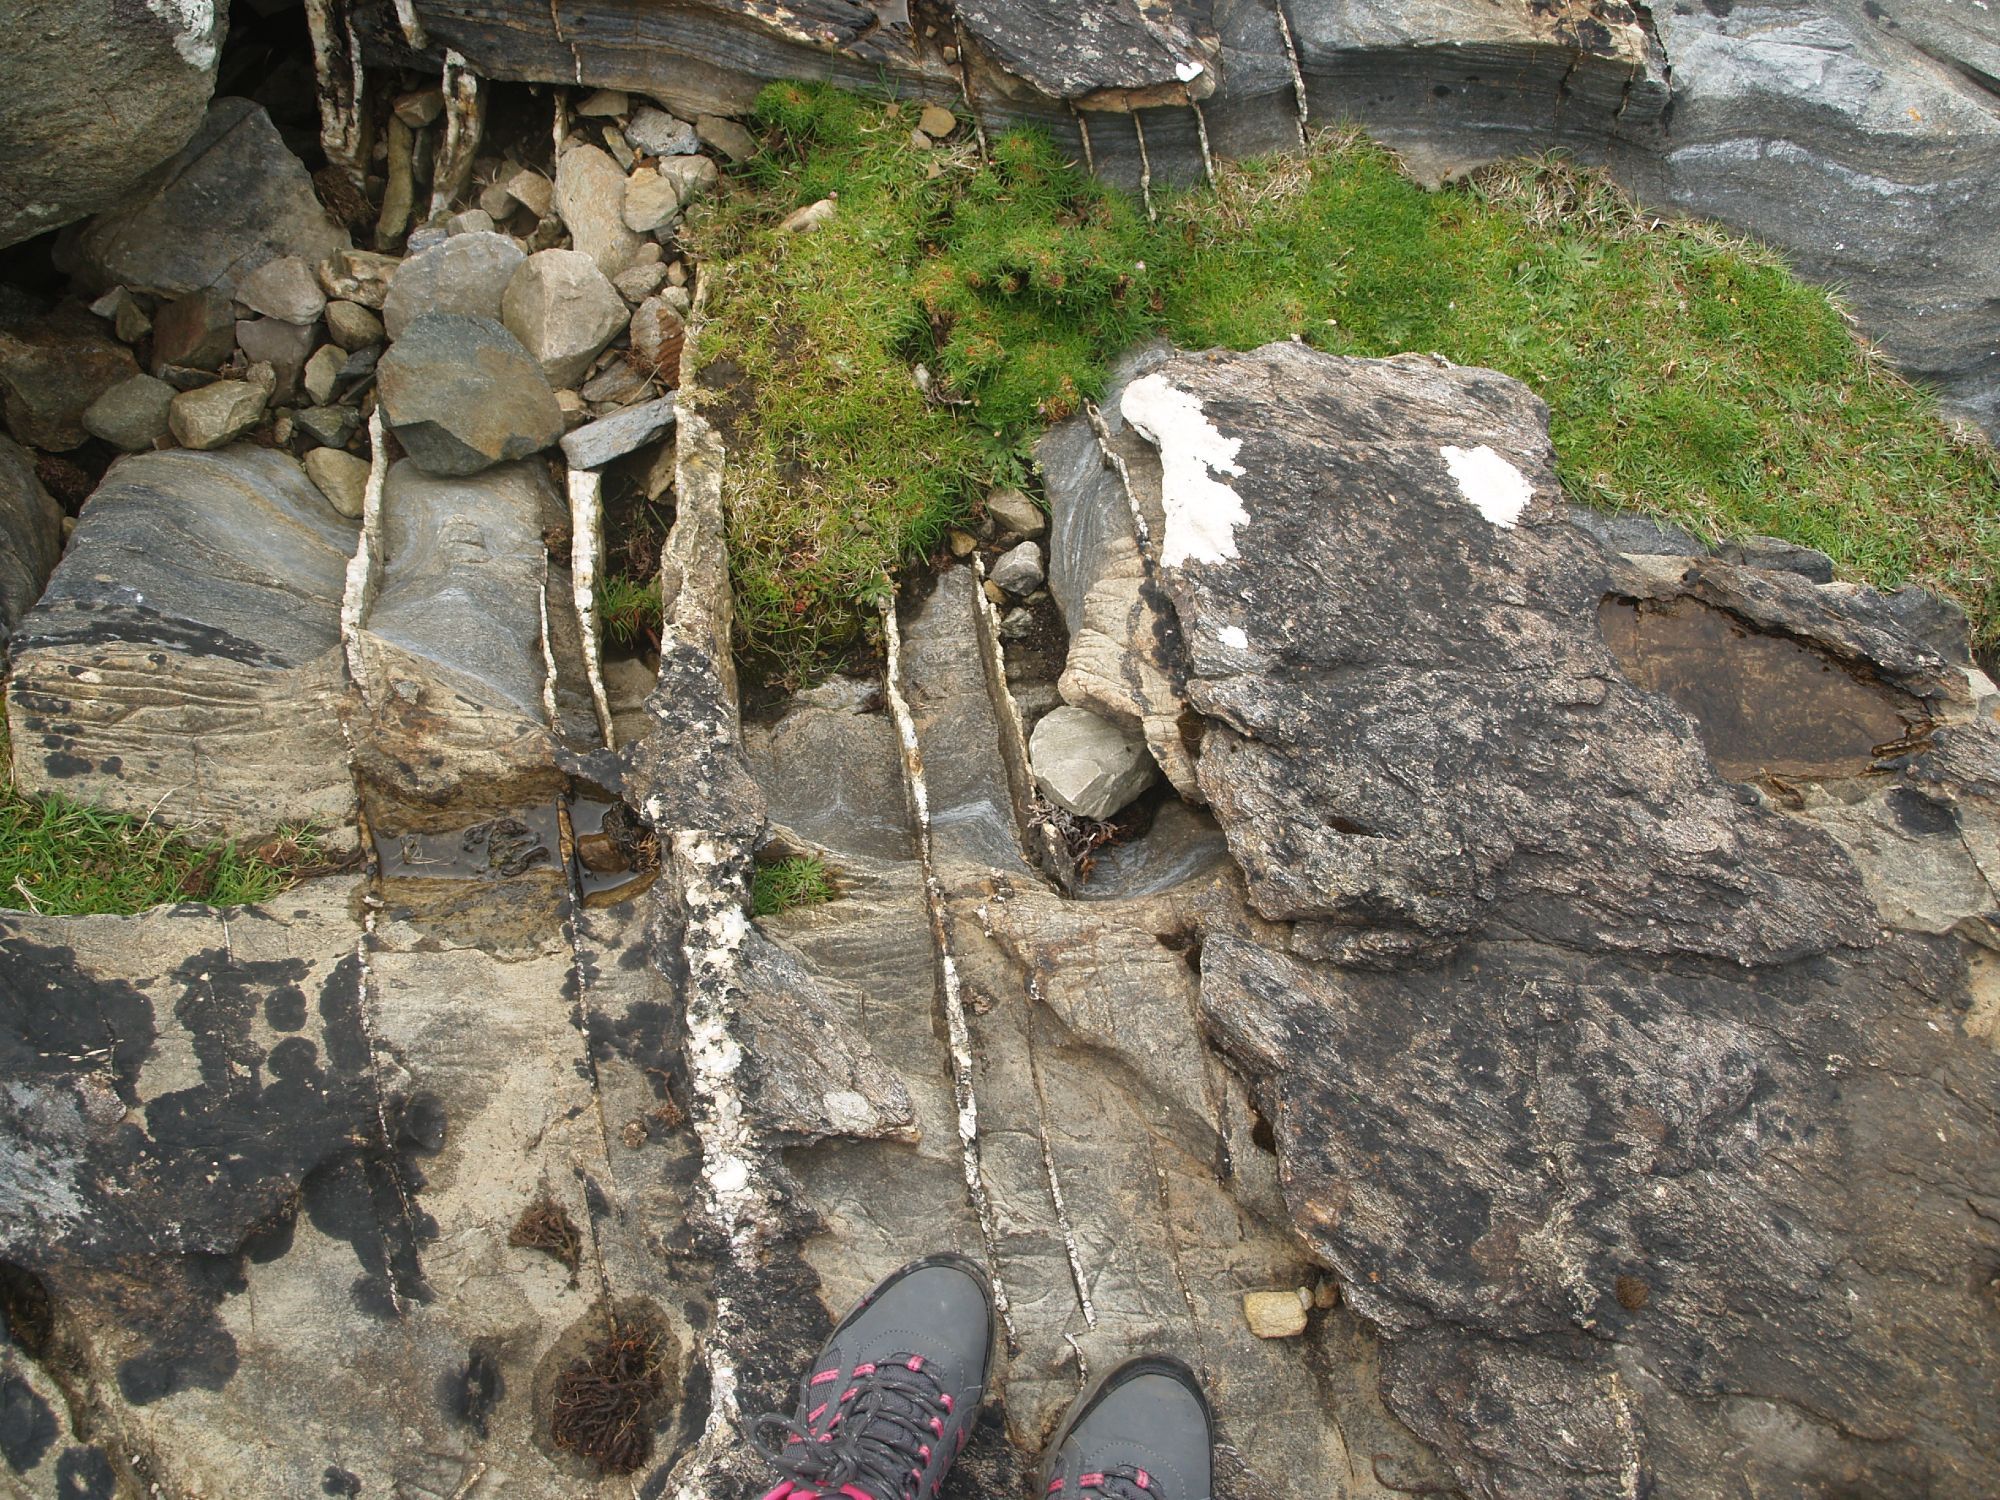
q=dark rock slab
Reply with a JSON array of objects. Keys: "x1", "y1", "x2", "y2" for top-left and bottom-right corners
[
  {"x1": 0, "y1": 300, "x2": 141, "y2": 452},
  {"x1": 1123, "y1": 343, "x2": 1877, "y2": 967},
  {"x1": 64, "y1": 97, "x2": 349, "y2": 301},
  {"x1": 0, "y1": 435, "x2": 63, "y2": 641},
  {"x1": 0, "y1": 0, "x2": 225, "y2": 249},
  {"x1": 5, "y1": 445, "x2": 358, "y2": 838}
]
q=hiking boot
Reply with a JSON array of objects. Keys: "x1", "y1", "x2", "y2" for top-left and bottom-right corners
[
  {"x1": 752, "y1": 1253, "x2": 996, "y2": 1500},
  {"x1": 1040, "y1": 1355, "x2": 1214, "y2": 1500}
]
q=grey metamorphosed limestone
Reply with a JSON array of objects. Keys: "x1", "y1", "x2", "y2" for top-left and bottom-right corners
[
  {"x1": 303, "y1": 445, "x2": 370, "y2": 518},
  {"x1": 984, "y1": 485, "x2": 1045, "y2": 539},
  {"x1": 501, "y1": 248, "x2": 629, "y2": 387},
  {"x1": 315, "y1": 248, "x2": 401, "y2": 310},
  {"x1": 374, "y1": 312, "x2": 563, "y2": 477},
  {"x1": 4, "y1": 445, "x2": 358, "y2": 836},
  {"x1": 1028, "y1": 701, "x2": 1156, "y2": 819},
  {"x1": 302, "y1": 343, "x2": 345, "y2": 406},
  {"x1": 81, "y1": 372, "x2": 176, "y2": 452},
  {"x1": 66, "y1": 98, "x2": 349, "y2": 301},
  {"x1": 150, "y1": 289, "x2": 237, "y2": 373},
  {"x1": 559, "y1": 395, "x2": 677, "y2": 469},
  {"x1": 625, "y1": 104, "x2": 700, "y2": 157},
  {"x1": 622, "y1": 167, "x2": 682, "y2": 234},
  {"x1": 695, "y1": 113, "x2": 759, "y2": 162},
  {"x1": 380, "y1": 230, "x2": 528, "y2": 340},
  {"x1": 554, "y1": 144, "x2": 644, "y2": 277},
  {"x1": 656, "y1": 153, "x2": 720, "y2": 205},
  {"x1": 323, "y1": 299, "x2": 385, "y2": 351},
  {"x1": 989, "y1": 538, "x2": 1045, "y2": 595},
  {"x1": 0, "y1": 435, "x2": 62, "y2": 638},
  {"x1": 166, "y1": 365, "x2": 274, "y2": 450},
  {"x1": 234, "y1": 316, "x2": 314, "y2": 401},
  {"x1": 235, "y1": 255, "x2": 326, "y2": 326},
  {"x1": 0, "y1": 0, "x2": 225, "y2": 248}
]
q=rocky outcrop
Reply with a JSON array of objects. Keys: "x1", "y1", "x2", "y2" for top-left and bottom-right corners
[
  {"x1": 398, "y1": 0, "x2": 2000, "y2": 434},
  {"x1": 5, "y1": 445, "x2": 359, "y2": 838},
  {"x1": 1092, "y1": 342, "x2": 2000, "y2": 1498},
  {"x1": 0, "y1": 0, "x2": 226, "y2": 250}
]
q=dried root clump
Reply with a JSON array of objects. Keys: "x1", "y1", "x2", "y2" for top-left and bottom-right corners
[
  {"x1": 548, "y1": 1320, "x2": 668, "y2": 1474},
  {"x1": 509, "y1": 1193, "x2": 583, "y2": 1276}
]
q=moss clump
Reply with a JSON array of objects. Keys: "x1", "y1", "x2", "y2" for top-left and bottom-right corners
[
  {"x1": 687, "y1": 84, "x2": 1999, "y2": 684},
  {"x1": 751, "y1": 853, "x2": 834, "y2": 917}
]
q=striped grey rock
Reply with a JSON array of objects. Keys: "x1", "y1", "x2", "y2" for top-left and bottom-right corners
[{"x1": 4, "y1": 445, "x2": 358, "y2": 838}]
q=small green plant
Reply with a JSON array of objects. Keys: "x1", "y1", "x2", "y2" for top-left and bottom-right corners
[
  {"x1": 599, "y1": 572, "x2": 663, "y2": 651},
  {"x1": 0, "y1": 718, "x2": 325, "y2": 915},
  {"x1": 751, "y1": 853, "x2": 835, "y2": 917},
  {"x1": 686, "y1": 84, "x2": 1999, "y2": 685}
]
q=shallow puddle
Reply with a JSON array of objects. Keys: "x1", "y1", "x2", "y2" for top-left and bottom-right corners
[{"x1": 1599, "y1": 595, "x2": 1922, "y2": 782}]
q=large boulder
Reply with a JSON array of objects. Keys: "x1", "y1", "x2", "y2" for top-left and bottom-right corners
[
  {"x1": 374, "y1": 313, "x2": 563, "y2": 477},
  {"x1": 0, "y1": 0, "x2": 226, "y2": 249},
  {"x1": 63, "y1": 97, "x2": 349, "y2": 301},
  {"x1": 1109, "y1": 342, "x2": 2000, "y2": 1498},
  {"x1": 4, "y1": 445, "x2": 359, "y2": 838}
]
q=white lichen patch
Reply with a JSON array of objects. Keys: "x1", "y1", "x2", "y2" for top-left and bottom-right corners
[
  {"x1": 147, "y1": 0, "x2": 219, "y2": 70},
  {"x1": 1121, "y1": 373, "x2": 1248, "y2": 571},
  {"x1": 1218, "y1": 625, "x2": 1249, "y2": 650},
  {"x1": 1439, "y1": 443, "x2": 1533, "y2": 528}
]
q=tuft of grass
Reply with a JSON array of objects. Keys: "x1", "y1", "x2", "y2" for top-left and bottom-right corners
[
  {"x1": 599, "y1": 571, "x2": 663, "y2": 652},
  {"x1": 686, "y1": 85, "x2": 2000, "y2": 684},
  {"x1": 0, "y1": 717, "x2": 326, "y2": 915},
  {"x1": 751, "y1": 853, "x2": 834, "y2": 917}
]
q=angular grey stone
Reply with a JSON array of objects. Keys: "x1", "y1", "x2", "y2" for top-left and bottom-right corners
[
  {"x1": 235, "y1": 316, "x2": 314, "y2": 401},
  {"x1": 576, "y1": 86, "x2": 628, "y2": 117},
  {"x1": 695, "y1": 114, "x2": 758, "y2": 162},
  {"x1": 302, "y1": 344, "x2": 345, "y2": 406},
  {"x1": 324, "y1": 298, "x2": 385, "y2": 351},
  {"x1": 304, "y1": 446, "x2": 370, "y2": 519},
  {"x1": 613, "y1": 261, "x2": 670, "y2": 303},
  {"x1": 68, "y1": 98, "x2": 349, "y2": 300},
  {"x1": 1711, "y1": 533, "x2": 1837, "y2": 584},
  {"x1": 0, "y1": 435, "x2": 62, "y2": 638},
  {"x1": 989, "y1": 539, "x2": 1045, "y2": 595},
  {"x1": 81, "y1": 372, "x2": 176, "y2": 452},
  {"x1": 560, "y1": 396, "x2": 676, "y2": 469},
  {"x1": 626, "y1": 105, "x2": 700, "y2": 157},
  {"x1": 375, "y1": 312, "x2": 563, "y2": 477},
  {"x1": 503, "y1": 168, "x2": 555, "y2": 220},
  {"x1": 555, "y1": 144, "x2": 643, "y2": 278},
  {"x1": 629, "y1": 294, "x2": 684, "y2": 376},
  {"x1": 0, "y1": 300, "x2": 140, "y2": 451},
  {"x1": 235, "y1": 255, "x2": 326, "y2": 326},
  {"x1": 167, "y1": 372, "x2": 271, "y2": 450},
  {"x1": 447, "y1": 208, "x2": 496, "y2": 236},
  {"x1": 984, "y1": 485, "x2": 1045, "y2": 539},
  {"x1": 150, "y1": 288, "x2": 237, "y2": 373},
  {"x1": 657, "y1": 154, "x2": 720, "y2": 204},
  {"x1": 500, "y1": 248, "x2": 628, "y2": 387},
  {"x1": 381, "y1": 230, "x2": 527, "y2": 341},
  {"x1": 579, "y1": 358, "x2": 648, "y2": 405},
  {"x1": 0, "y1": 0, "x2": 224, "y2": 248},
  {"x1": 622, "y1": 168, "x2": 681, "y2": 234},
  {"x1": 5, "y1": 446, "x2": 358, "y2": 835},
  {"x1": 1029, "y1": 703, "x2": 1155, "y2": 819},
  {"x1": 294, "y1": 404, "x2": 358, "y2": 449},
  {"x1": 89, "y1": 284, "x2": 150, "y2": 344}
]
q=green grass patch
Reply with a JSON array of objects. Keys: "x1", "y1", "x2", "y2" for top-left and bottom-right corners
[
  {"x1": 686, "y1": 83, "x2": 2000, "y2": 684},
  {"x1": 751, "y1": 853, "x2": 835, "y2": 917},
  {"x1": 599, "y1": 571, "x2": 663, "y2": 652},
  {"x1": 0, "y1": 718, "x2": 326, "y2": 916}
]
